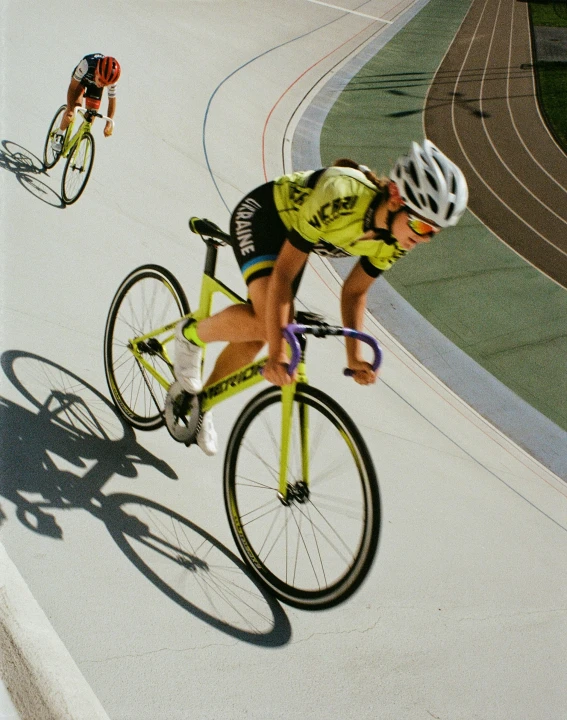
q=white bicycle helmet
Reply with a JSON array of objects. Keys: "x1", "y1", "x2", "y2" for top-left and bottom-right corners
[{"x1": 390, "y1": 139, "x2": 468, "y2": 228}]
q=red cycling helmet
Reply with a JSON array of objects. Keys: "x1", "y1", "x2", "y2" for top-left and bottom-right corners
[{"x1": 96, "y1": 56, "x2": 121, "y2": 85}]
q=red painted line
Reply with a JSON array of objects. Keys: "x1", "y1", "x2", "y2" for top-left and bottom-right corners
[{"x1": 261, "y1": 20, "x2": 378, "y2": 180}]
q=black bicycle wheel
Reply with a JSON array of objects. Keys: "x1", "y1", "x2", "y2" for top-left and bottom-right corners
[
  {"x1": 61, "y1": 131, "x2": 95, "y2": 204},
  {"x1": 104, "y1": 265, "x2": 190, "y2": 430},
  {"x1": 43, "y1": 105, "x2": 66, "y2": 169},
  {"x1": 224, "y1": 384, "x2": 380, "y2": 610}
]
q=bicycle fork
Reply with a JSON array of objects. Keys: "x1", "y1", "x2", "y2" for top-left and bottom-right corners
[{"x1": 277, "y1": 366, "x2": 309, "y2": 506}]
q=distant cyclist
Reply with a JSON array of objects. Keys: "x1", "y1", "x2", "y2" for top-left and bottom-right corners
[
  {"x1": 51, "y1": 54, "x2": 121, "y2": 153},
  {"x1": 175, "y1": 139, "x2": 469, "y2": 455}
]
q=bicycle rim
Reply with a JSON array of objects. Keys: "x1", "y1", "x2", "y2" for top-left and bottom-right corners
[
  {"x1": 43, "y1": 105, "x2": 66, "y2": 169},
  {"x1": 104, "y1": 265, "x2": 190, "y2": 430},
  {"x1": 61, "y1": 132, "x2": 95, "y2": 204},
  {"x1": 224, "y1": 384, "x2": 380, "y2": 610}
]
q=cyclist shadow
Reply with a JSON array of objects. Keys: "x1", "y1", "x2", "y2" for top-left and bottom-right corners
[
  {"x1": 0, "y1": 351, "x2": 291, "y2": 646},
  {"x1": 0, "y1": 140, "x2": 64, "y2": 207}
]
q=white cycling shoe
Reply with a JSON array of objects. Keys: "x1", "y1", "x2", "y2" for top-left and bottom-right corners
[
  {"x1": 174, "y1": 320, "x2": 203, "y2": 394},
  {"x1": 197, "y1": 411, "x2": 218, "y2": 456},
  {"x1": 51, "y1": 131, "x2": 64, "y2": 153}
]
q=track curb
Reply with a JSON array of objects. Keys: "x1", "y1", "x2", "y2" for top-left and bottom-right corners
[{"x1": 0, "y1": 542, "x2": 110, "y2": 720}]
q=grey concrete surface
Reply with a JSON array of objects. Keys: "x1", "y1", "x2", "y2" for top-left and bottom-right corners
[
  {"x1": 1, "y1": 1, "x2": 566, "y2": 719},
  {"x1": 1, "y1": 677, "x2": 21, "y2": 720}
]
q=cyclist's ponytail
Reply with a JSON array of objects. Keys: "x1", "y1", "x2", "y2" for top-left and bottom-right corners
[{"x1": 332, "y1": 158, "x2": 387, "y2": 191}]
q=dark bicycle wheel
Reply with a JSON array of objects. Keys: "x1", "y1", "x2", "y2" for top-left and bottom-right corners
[
  {"x1": 43, "y1": 105, "x2": 66, "y2": 169},
  {"x1": 61, "y1": 132, "x2": 95, "y2": 204},
  {"x1": 224, "y1": 384, "x2": 381, "y2": 610},
  {"x1": 104, "y1": 265, "x2": 190, "y2": 430}
]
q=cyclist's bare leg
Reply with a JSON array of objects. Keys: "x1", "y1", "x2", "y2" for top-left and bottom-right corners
[
  {"x1": 196, "y1": 276, "x2": 269, "y2": 385},
  {"x1": 205, "y1": 340, "x2": 265, "y2": 386},
  {"x1": 60, "y1": 82, "x2": 85, "y2": 131},
  {"x1": 197, "y1": 277, "x2": 269, "y2": 344}
]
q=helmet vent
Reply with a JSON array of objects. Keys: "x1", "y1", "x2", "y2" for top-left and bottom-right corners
[
  {"x1": 425, "y1": 170, "x2": 438, "y2": 190},
  {"x1": 408, "y1": 162, "x2": 419, "y2": 186},
  {"x1": 389, "y1": 139, "x2": 468, "y2": 227},
  {"x1": 404, "y1": 183, "x2": 419, "y2": 208}
]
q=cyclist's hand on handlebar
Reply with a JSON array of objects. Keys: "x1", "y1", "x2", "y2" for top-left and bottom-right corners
[
  {"x1": 263, "y1": 358, "x2": 297, "y2": 386},
  {"x1": 347, "y1": 359, "x2": 378, "y2": 386},
  {"x1": 104, "y1": 121, "x2": 113, "y2": 137}
]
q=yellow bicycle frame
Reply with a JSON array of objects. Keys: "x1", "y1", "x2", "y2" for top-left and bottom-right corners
[
  {"x1": 60, "y1": 110, "x2": 93, "y2": 160},
  {"x1": 127, "y1": 250, "x2": 310, "y2": 502}
]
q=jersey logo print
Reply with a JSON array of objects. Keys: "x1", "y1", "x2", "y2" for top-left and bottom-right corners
[
  {"x1": 234, "y1": 198, "x2": 262, "y2": 256},
  {"x1": 307, "y1": 196, "x2": 357, "y2": 229},
  {"x1": 288, "y1": 185, "x2": 309, "y2": 206},
  {"x1": 312, "y1": 240, "x2": 350, "y2": 258}
]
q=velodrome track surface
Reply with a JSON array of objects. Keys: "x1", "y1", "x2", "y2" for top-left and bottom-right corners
[{"x1": 1, "y1": 1, "x2": 566, "y2": 719}]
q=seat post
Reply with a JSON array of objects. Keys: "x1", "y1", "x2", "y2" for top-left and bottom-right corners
[{"x1": 204, "y1": 240, "x2": 219, "y2": 277}]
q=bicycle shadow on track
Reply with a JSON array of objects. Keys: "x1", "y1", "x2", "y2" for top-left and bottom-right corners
[
  {"x1": 0, "y1": 351, "x2": 291, "y2": 646},
  {"x1": 0, "y1": 140, "x2": 64, "y2": 207}
]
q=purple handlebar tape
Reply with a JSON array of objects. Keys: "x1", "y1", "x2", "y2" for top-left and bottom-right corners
[{"x1": 282, "y1": 324, "x2": 382, "y2": 377}]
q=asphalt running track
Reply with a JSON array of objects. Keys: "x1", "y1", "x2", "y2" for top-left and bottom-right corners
[{"x1": 425, "y1": 0, "x2": 567, "y2": 287}]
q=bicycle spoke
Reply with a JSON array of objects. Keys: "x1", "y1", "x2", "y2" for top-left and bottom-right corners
[
  {"x1": 104, "y1": 267, "x2": 189, "y2": 429},
  {"x1": 225, "y1": 385, "x2": 380, "y2": 609}
]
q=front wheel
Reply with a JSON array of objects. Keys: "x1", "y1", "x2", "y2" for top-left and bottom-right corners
[
  {"x1": 43, "y1": 105, "x2": 66, "y2": 169},
  {"x1": 104, "y1": 265, "x2": 190, "y2": 430},
  {"x1": 224, "y1": 384, "x2": 381, "y2": 610},
  {"x1": 61, "y1": 132, "x2": 95, "y2": 204}
]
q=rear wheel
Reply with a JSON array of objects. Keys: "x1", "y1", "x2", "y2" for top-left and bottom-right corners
[
  {"x1": 224, "y1": 384, "x2": 381, "y2": 610},
  {"x1": 104, "y1": 265, "x2": 190, "y2": 430},
  {"x1": 61, "y1": 132, "x2": 95, "y2": 204},
  {"x1": 43, "y1": 105, "x2": 66, "y2": 169}
]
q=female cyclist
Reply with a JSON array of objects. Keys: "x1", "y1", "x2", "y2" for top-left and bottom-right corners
[
  {"x1": 51, "y1": 54, "x2": 121, "y2": 152},
  {"x1": 175, "y1": 139, "x2": 468, "y2": 455}
]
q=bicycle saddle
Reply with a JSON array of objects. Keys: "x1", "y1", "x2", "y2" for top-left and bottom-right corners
[{"x1": 189, "y1": 217, "x2": 231, "y2": 245}]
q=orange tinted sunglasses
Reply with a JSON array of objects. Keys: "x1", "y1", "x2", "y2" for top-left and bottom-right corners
[{"x1": 407, "y1": 214, "x2": 439, "y2": 236}]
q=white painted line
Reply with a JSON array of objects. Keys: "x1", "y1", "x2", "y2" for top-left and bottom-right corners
[{"x1": 304, "y1": 0, "x2": 393, "y2": 23}]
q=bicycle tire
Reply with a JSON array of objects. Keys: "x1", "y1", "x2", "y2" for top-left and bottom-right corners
[
  {"x1": 104, "y1": 265, "x2": 190, "y2": 430},
  {"x1": 224, "y1": 384, "x2": 381, "y2": 610},
  {"x1": 61, "y1": 131, "x2": 95, "y2": 204},
  {"x1": 43, "y1": 105, "x2": 66, "y2": 169}
]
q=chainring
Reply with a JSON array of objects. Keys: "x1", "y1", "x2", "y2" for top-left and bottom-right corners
[{"x1": 164, "y1": 381, "x2": 201, "y2": 445}]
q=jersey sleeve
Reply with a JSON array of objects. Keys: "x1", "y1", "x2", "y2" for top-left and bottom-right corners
[
  {"x1": 107, "y1": 84, "x2": 117, "y2": 99},
  {"x1": 359, "y1": 257, "x2": 383, "y2": 278},
  {"x1": 365, "y1": 244, "x2": 408, "y2": 273},
  {"x1": 72, "y1": 58, "x2": 89, "y2": 83}
]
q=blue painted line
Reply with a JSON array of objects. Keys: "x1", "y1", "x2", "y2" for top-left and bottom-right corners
[{"x1": 202, "y1": 2, "x2": 381, "y2": 213}]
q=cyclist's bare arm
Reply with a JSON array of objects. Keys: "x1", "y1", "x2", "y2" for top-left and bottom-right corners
[
  {"x1": 264, "y1": 240, "x2": 308, "y2": 386},
  {"x1": 340, "y1": 261, "x2": 378, "y2": 385},
  {"x1": 105, "y1": 97, "x2": 116, "y2": 136}
]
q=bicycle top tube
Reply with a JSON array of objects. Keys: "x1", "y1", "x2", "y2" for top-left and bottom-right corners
[{"x1": 283, "y1": 323, "x2": 382, "y2": 377}]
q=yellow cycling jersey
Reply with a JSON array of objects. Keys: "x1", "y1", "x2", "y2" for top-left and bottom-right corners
[{"x1": 272, "y1": 167, "x2": 407, "y2": 273}]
